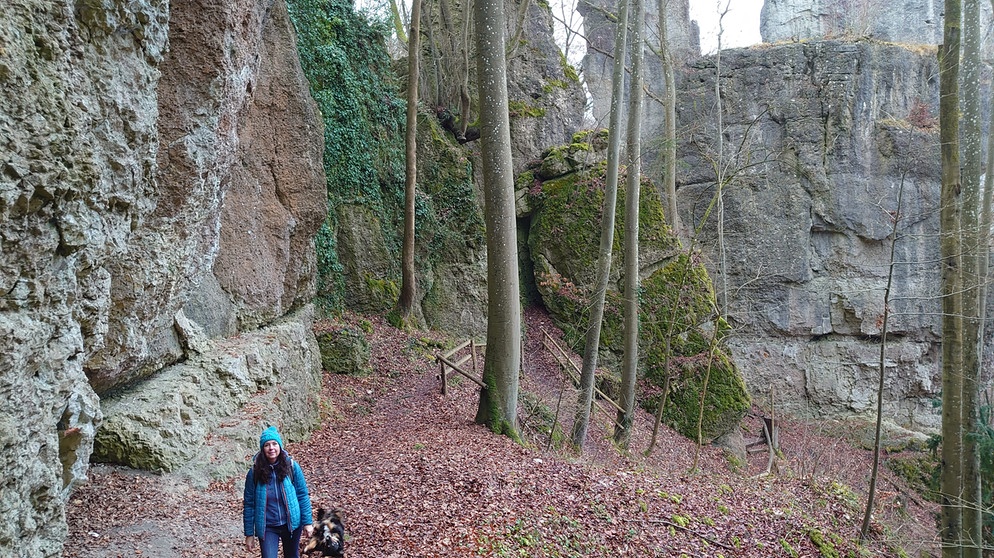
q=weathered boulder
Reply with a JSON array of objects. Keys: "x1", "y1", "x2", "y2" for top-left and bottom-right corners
[
  {"x1": 316, "y1": 322, "x2": 373, "y2": 376},
  {"x1": 93, "y1": 306, "x2": 322, "y2": 481},
  {"x1": 674, "y1": 40, "x2": 949, "y2": 429},
  {"x1": 523, "y1": 142, "x2": 750, "y2": 443}
]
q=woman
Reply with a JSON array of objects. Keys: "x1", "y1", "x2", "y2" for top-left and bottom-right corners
[{"x1": 243, "y1": 426, "x2": 314, "y2": 558}]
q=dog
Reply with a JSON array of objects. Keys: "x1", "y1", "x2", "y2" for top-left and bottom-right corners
[{"x1": 303, "y1": 507, "x2": 346, "y2": 557}]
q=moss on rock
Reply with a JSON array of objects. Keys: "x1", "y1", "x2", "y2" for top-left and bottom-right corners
[
  {"x1": 316, "y1": 325, "x2": 372, "y2": 375},
  {"x1": 527, "y1": 135, "x2": 750, "y2": 442}
]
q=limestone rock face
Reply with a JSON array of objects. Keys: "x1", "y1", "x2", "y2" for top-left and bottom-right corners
[
  {"x1": 505, "y1": 0, "x2": 587, "y2": 173},
  {"x1": 675, "y1": 41, "x2": 947, "y2": 429},
  {"x1": 0, "y1": 0, "x2": 326, "y2": 554},
  {"x1": 92, "y1": 307, "x2": 322, "y2": 481},
  {"x1": 0, "y1": 0, "x2": 167, "y2": 555},
  {"x1": 580, "y1": 0, "x2": 700, "y2": 132},
  {"x1": 760, "y1": 0, "x2": 990, "y2": 50}
]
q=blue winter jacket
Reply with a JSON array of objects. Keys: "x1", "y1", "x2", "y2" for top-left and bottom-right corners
[{"x1": 243, "y1": 455, "x2": 313, "y2": 539}]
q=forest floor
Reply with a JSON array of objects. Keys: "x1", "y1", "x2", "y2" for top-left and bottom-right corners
[{"x1": 65, "y1": 307, "x2": 940, "y2": 558}]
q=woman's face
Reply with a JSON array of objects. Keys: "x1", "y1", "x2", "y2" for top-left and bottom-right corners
[{"x1": 263, "y1": 440, "x2": 281, "y2": 463}]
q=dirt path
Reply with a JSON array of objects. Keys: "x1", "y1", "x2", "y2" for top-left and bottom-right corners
[{"x1": 65, "y1": 309, "x2": 939, "y2": 557}]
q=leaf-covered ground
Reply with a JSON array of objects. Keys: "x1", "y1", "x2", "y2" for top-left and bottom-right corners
[{"x1": 65, "y1": 308, "x2": 939, "y2": 557}]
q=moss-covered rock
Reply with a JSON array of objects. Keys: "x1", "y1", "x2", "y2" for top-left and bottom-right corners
[
  {"x1": 316, "y1": 325, "x2": 372, "y2": 375},
  {"x1": 526, "y1": 133, "x2": 750, "y2": 442}
]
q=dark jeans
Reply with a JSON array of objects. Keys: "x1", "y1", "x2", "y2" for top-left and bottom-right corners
[{"x1": 260, "y1": 524, "x2": 302, "y2": 558}]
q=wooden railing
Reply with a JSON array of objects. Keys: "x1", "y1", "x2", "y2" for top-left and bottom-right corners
[
  {"x1": 437, "y1": 339, "x2": 486, "y2": 395},
  {"x1": 540, "y1": 330, "x2": 625, "y2": 424}
]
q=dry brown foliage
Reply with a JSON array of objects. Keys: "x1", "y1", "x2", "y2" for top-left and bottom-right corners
[{"x1": 65, "y1": 307, "x2": 938, "y2": 557}]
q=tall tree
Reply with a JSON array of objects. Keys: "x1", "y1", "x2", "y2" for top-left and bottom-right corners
[
  {"x1": 390, "y1": 0, "x2": 409, "y2": 43},
  {"x1": 959, "y1": 0, "x2": 984, "y2": 554},
  {"x1": 859, "y1": 169, "x2": 908, "y2": 543},
  {"x1": 472, "y1": 0, "x2": 521, "y2": 439},
  {"x1": 938, "y1": 0, "x2": 964, "y2": 554},
  {"x1": 657, "y1": 0, "x2": 682, "y2": 236},
  {"x1": 571, "y1": 0, "x2": 630, "y2": 449},
  {"x1": 397, "y1": 0, "x2": 423, "y2": 324},
  {"x1": 615, "y1": 0, "x2": 646, "y2": 448}
]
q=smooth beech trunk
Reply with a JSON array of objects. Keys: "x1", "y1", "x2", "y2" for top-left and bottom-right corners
[
  {"x1": 939, "y1": 0, "x2": 963, "y2": 554},
  {"x1": 571, "y1": 0, "x2": 629, "y2": 450},
  {"x1": 397, "y1": 0, "x2": 423, "y2": 322},
  {"x1": 472, "y1": 0, "x2": 521, "y2": 439},
  {"x1": 615, "y1": 0, "x2": 645, "y2": 448}
]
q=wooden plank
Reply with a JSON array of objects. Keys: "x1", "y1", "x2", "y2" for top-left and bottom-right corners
[
  {"x1": 442, "y1": 339, "x2": 472, "y2": 360},
  {"x1": 437, "y1": 354, "x2": 487, "y2": 389},
  {"x1": 541, "y1": 334, "x2": 625, "y2": 413},
  {"x1": 440, "y1": 360, "x2": 447, "y2": 395}
]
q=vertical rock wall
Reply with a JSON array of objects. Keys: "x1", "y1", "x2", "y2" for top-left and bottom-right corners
[
  {"x1": 579, "y1": 0, "x2": 700, "y2": 131},
  {"x1": 0, "y1": 0, "x2": 167, "y2": 555},
  {"x1": 676, "y1": 41, "x2": 949, "y2": 429},
  {"x1": 759, "y1": 0, "x2": 991, "y2": 55},
  {"x1": 0, "y1": 0, "x2": 326, "y2": 555}
]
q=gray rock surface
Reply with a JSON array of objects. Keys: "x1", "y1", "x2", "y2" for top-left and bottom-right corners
[
  {"x1": 93, "y1": 306, "x2": 322, "y2": 482},
  {"x1": 579, "y1": 0, "x2": 700, "y2": 130},
  {"x1": 674, "y1": 40, "x2": 951, "y2": 430},
  {"x1": 760, "y1": 0, "x2": 990, "y2": 51},
  {"x1": 506, "y1": 0, "x2": 588, "y2": 172},
  {"x1": 0, "y1": 0, "x2": 325, "y2": 554}
]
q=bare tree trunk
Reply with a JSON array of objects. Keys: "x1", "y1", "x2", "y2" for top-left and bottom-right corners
[
  {"x1": 571, "y1": 0, "x2": 630, "y2": 450},
  {"x1": 615, "y1": 0, "x2": 645, "y2": 449},
  {"x1": 473, "y1": 0, "x2": 521, "y2": 439},
  {"x1": 397, "y1": 0, "x2": 423, "y2": 324},
  {"x1": 714, "y1": 3, "x2": 729, "y2": 317},
  {"x1": 939, "y1": 0, "x2": 964, "y2": 554},
  {"x1": 390, "y1": 0, "x2": 409, "y2": 43},
  {"x1": 646, "y1": 253, "x2": 692, "y2": 454},
  {"x1": 458, "y1": 0, "x2": 473, "y2": 140},
  {"x1": 859, "y1": 171, "x2": 907, "y2": 543},
  {"x1": 657, "y1": 0, "x2": 682, "y2": 237},
  {"x1": 959, "y1": 1, "x2": 983, "y2": 555}
]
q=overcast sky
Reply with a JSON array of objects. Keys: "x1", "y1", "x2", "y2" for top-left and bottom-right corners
[
  {"x1": 355, "y1": 0, "x2": 766, "y2": 57},
  {"x1": 690, "y1": 0, "x2": 764, "y2": 54}
]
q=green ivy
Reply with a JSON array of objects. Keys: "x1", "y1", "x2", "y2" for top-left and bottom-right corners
[{"x1": 288, "y1": 0, "x2": 406, "y2": 311}]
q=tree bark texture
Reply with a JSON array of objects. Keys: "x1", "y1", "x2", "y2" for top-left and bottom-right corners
[
  {"x1": 571, "y1": 0, "x2": 629, "y2": 450},
  {"x1": 398, "y1": 0, "x2": 423, "y2": 321},
  {"x1": 615, "y1": 0, "x2": 645, "y2": 448},
  {"x1": 472, "y1": 0, "x2": 521, "y2": 439},
  {"x1": 939, "y1": 0, "x2": 964, "y2": 554}
]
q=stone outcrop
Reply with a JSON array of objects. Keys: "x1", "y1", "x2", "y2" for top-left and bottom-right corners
[
  {"x1": 674, "y1": 40, "x2": 949, "y2": 431},
  {"x1": 0, "y1": 0, "x2": 326, "y2": 555},
  {"x1": 505, "y1": 0, "x2": 588, "y2": 173},
  {"x1": 579, "y1": 0, "x2": 700, "y2": 132},
  {"x1": 519, "y1": 135, "x2": 751, "y2": 443},
  {"x1": 760, "y1": 0, "x2": 991, "y2": 53}
]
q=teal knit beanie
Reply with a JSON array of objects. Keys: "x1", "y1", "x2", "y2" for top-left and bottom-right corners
[{"x1": 259, "y1": 426, "x2": 284, "y2": 450}]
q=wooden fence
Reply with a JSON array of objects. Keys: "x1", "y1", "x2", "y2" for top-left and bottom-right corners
[
  {"x1": 438, "y1": 333, "x2": 625, "y2": 432},
  {"x1": 540, "y1": 329, "x2": 625, "y2": 426},
  {"x1": 437, "y1": 339, "x2": 486, "y2": 395}
]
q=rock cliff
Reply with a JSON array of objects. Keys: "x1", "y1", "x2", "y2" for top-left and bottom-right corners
[
  {"x1": 675, "y1": 40, "x2": 950, "y2": 431},
  {"x1": 759, "y1": 0, "x2": 991, "y2": 53},
  {"x1": 0, "y1": 0, "x2": 325, "y2": 554}
]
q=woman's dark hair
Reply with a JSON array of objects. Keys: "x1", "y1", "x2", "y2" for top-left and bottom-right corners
[{"x1": 252, "y1": 449, "x2": 292, "y2": 484}]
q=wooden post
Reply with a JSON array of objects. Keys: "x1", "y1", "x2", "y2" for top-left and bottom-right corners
[
  {"x1": 440, "y1": 359, "x2": 447, "y2": 396},
  {"x1": 471, "y1": 339, "x2": 478, "y2": 378}
]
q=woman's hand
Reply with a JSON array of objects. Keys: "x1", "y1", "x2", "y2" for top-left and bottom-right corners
[
  {"x1": 245, "y1": 536, "x2": 255, "y2": 551},
  {"x1": 303, "y1": 525, "x2": 314, "y2": 538}
]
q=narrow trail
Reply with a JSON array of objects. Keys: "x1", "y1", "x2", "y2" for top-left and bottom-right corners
[{"x1": 65, "y1": 308, "x2": 939, "y2": 557}]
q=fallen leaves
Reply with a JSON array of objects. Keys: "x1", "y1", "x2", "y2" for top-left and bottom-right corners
[{"x1": 65, "y1": 308, "x2": 939, "y2": 557}]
